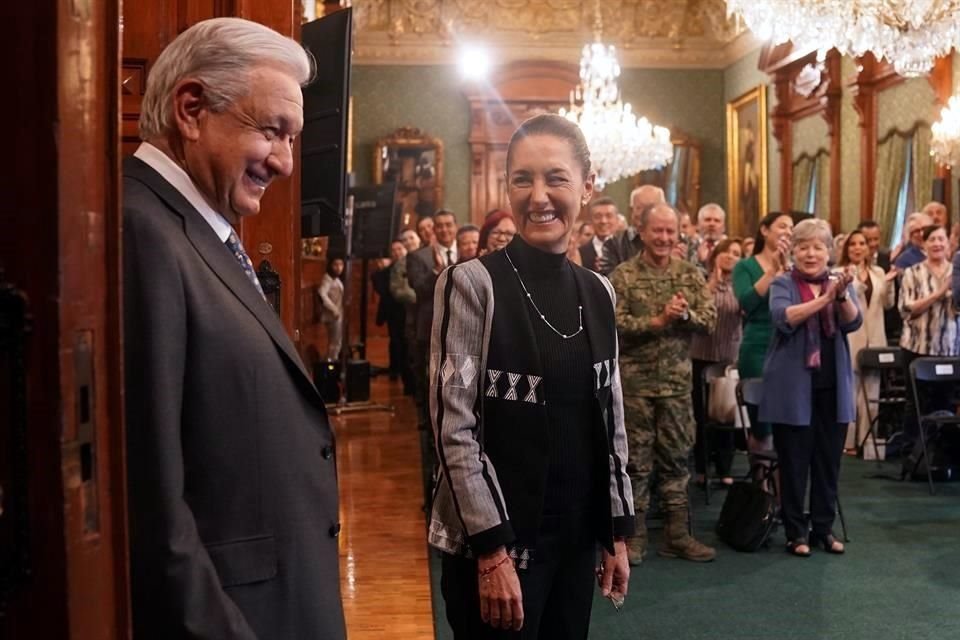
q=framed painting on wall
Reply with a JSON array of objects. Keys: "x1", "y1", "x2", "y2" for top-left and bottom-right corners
[{"x1": 726, "y1": 85, "x2": 768, "y2": 239}]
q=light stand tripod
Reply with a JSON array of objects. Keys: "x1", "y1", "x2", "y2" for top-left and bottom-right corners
[{"x1": 331, "y1": 194, "x2": 393, "y2": 416}]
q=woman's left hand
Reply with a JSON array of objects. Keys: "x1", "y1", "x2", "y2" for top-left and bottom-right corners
[{"x1": 598, "y1": 539, "x2": 629, "y2": 604}]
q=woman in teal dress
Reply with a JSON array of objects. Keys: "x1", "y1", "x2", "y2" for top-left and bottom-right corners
[{"x1": 732, "y1": 211, "x2": 795, "y2": 449}]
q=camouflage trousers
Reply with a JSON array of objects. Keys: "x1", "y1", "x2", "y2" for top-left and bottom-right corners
[{"x1": 623, "y1": 394, "x2": 695, "y2": 514}]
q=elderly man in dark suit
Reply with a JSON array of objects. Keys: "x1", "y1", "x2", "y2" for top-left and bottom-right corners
[{"x1": 123, "y1": 18, "x2": 345, "y2": 639}]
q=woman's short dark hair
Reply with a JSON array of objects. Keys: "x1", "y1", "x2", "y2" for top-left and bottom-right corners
[
  {"x1": 754, "y1": 211, "x2": 794, "y2": 254},
  {"x1": 707, "y1": 237, "x2": 742, "y2": 273},
  {"x1": 922, "y1": 224, "x2": 947, "y2": 241},
  {"x1": 506, "y1": 113, "x2": 591, "y2": 179}
]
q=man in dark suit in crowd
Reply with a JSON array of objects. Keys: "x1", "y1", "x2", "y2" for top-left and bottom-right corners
[
  {"x1": 600, "y1": 184, "x2": 665, "y2": 274},
  {"x1": 579, "y1": 196, "x2": 618, "y2": 272},
  {"x1": 122, "y1": 18, "x2": 345, "y2": 640},
  {"x1": 858, "y1": 220, "x2": 891, "y2": 271}
]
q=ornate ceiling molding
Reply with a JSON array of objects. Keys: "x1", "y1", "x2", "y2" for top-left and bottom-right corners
[{"x1": 352, "y1": 0, "x2": 758, "y2": 69}]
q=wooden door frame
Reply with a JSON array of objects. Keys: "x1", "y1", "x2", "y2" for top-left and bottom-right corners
[{"x1": 3, "y1": 0, "x2": 128, "y2": 637}]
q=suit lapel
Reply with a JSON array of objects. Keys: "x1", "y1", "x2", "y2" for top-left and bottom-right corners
[{"x1": 123, "y1": 157, "x2": 319, "y2": 399}]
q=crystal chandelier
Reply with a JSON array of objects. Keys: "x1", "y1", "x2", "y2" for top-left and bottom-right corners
[
  {"x1": 559, "y1": 4, "x2": 672, "y2": 190},
  {"x1": 726, "y1": 0, "x2": 960, "y2": 77},
  {"x1": 932, "y1": 96, "x2": 960, "y2": 168}
]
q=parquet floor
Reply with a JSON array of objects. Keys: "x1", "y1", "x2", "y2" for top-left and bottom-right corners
[{"x1": 334, "y1": 338, "x2": 436, "y2": 639}]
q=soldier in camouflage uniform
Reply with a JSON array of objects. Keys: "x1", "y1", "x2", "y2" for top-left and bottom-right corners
[{"x1": 610, "y1": 203, "x2": 718, "y2": 564}]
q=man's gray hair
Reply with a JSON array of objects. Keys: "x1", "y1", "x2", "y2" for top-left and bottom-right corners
[
  {"x1": 139, "y1": 17, "x2": 314, "y2": 139},
  {"x1": 639, "y1": 202, "x2": 679, "y2": 228},
  {"x1": 791, "y1": 218, "x2": 833, "y2": 248},
  {"x1": 630, "y1": 184, "x2": 666, "y2": 204},
  {"x1": 697, "y1": 203, "x2": 726, "y2": 222}
]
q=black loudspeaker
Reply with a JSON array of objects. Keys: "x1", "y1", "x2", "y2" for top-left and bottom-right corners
[
  {"x1": 313, "y1": 360, "x2": 341, "y2": 404},
  {"x1": 300, "y1": 8, "x2": 353, "y2": 238},
  {"x1": 346, "y1": 359, "x2": 371, "y2": 402}
]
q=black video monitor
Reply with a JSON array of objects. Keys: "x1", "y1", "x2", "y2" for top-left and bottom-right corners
[{"x1": 348, "y1": 183, "x2": 400, "y2": 260}]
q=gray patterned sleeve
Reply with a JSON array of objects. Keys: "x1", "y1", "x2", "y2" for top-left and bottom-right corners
[
  {"x1": 594, "y1": 272, "x2": 636, "y2": 531},
  {"x1": 429, "y1": 261, "x2": 514, "y2": 554}
]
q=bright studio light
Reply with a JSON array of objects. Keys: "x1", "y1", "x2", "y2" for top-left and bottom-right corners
[{"x1": 458, "y1": 44, "x2": 491, "y2": 81}]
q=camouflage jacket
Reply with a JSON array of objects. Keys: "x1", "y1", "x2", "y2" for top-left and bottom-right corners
[{"x1": 610, "y1": 254, "x2": 716, "y2": 397}]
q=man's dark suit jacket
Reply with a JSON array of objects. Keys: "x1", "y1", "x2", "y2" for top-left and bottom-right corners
[
  {"x1": 876, "y1": 249, "x2": 891, "y2": 272},
  {"x1": 407, "y1": 244, "x2": 441, "y2": 343},
  {"x1": 123, "y1": 157, "x2": 346, "y2": 640},
  {"x1": 579, "y1": 239, "x2": 601, "y2": 272}
]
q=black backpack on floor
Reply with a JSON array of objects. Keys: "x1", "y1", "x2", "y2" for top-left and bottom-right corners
[
  {"x1": 715, "y1": 481, "x2": 778, "y2": 552},
  {"x1": 903, "y1": 419, "x2": 960, "y2": 482}
]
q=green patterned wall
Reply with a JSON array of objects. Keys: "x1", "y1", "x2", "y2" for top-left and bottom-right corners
[
  {"x1": 840, "y1": 56, "x2": 861, "y2": 233},
  {"x1": 600, "y1": 68, "x2": 726, "y2": 214},
  {"x1": 878, "y1": 77, "x2": 937, "y2": 135},
  {"x1": 351, "y1": 65, "x2": 725, "y2": 223},
  {"x1": 877, "y1": 77, "x2": 939, "y2": 209},
  {"x1": 723, "y1": 47, "x2": 780, "y2": 215},
  {"x1": 792, "y1": 114, "x2": 829, "y2": 158},
  {"x1": 351, "y1": 66, "x2": 472, "y2": 221}
]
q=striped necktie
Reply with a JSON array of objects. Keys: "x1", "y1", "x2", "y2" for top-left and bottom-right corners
[{"x1": 225, "y1": 230, "x2": 266, "y2": 300}]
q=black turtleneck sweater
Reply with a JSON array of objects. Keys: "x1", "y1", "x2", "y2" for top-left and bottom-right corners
[{"x1": 503, "y1": 237, "x2": 596, "y2": 522}]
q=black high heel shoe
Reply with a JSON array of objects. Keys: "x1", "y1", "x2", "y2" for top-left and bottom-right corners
[
  {"x1": 785, "y1": 539, "x2": 811, "y2": 558},
  {"x1": 810, "y1": 532, "x2": 845, "y2": 554}
]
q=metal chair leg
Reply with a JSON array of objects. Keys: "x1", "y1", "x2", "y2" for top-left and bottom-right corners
[
  {"x1": 917, "y1": 420, "x2": 937, "y2": 495},
  {"x1": 836, "y1": 495, "x2": 849, "y2": 542},
  {"x1": 858, "y1": 375, "x2": 883, "y2": 467}
]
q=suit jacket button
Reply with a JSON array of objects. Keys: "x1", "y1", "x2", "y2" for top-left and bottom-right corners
[
  {"x1": 329, "y1": 523, "x2": 341, "y2": 538},
  {"x1": 322, "y1": 445, "x2": 334, "y2": 460}
]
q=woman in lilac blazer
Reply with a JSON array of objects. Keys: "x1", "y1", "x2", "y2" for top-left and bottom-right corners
[{"x1": 759, "y1": 219, "x2": 862, "y2": 558}]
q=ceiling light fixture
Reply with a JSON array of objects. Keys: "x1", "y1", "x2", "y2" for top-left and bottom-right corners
[
  {"x1": 559, "y1": 0, "x2": 672, "y2": 190},
  {"x1": 726, "y1": 0, "x2": 960, "y2": 77}
]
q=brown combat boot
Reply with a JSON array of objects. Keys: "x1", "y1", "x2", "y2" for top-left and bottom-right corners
[
  {"x1": 657, "y1": 509, "x2": 716, "y2": 562},
  {"x1": 627, "y1": 513, "x2": 647, "y2": 566}
]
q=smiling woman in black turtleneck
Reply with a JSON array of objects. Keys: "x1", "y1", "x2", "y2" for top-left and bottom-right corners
[{"x1": 427, "y1": 114, "x2": 635, "y2": 639}]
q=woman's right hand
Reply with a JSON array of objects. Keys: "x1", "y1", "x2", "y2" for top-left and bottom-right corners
[{"x1": 477, "y1": 547, "x2": 524, "y2": 631}]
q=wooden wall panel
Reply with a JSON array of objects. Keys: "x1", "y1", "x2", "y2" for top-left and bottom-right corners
[{"x1": 3, "y1": 0, "x2": 127, "y2": 637}]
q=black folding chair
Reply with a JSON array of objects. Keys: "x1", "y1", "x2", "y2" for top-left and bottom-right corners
[
  {"x1": 735, "y1": 378, "x2": 849, "y2": 541},
  {"x1": 907, "y1": 357, "x2": 960, "y2": 495},
  {"x1": 701, "y1": 362, "x2": 739, "y2": 505},
  {"x1": 856, "y1": 347, "x2": 907, "y2": 466}
]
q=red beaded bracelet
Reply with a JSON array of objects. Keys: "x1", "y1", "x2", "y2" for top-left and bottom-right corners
[{"x1": 478, "y1": 555, "x2": 511, "y2": 578}]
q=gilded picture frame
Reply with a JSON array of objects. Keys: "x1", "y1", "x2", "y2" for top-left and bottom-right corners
[
  {"x1": 373, "y1": 126, "x2": 444, "y2": 230},
  {"x1": 726, "y1": 85, "x2": 768, "y2": 238}
]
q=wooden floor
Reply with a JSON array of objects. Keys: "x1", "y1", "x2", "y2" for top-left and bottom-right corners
[{"x1": 333, "y1": 338, "x2": 435, "y2": 639}]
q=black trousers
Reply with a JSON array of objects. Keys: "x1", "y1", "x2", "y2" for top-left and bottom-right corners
[
  {"x1": 691, "y1": 359, "x2": 735, "y2": 477},
  {"x1": 773, "y1": 388, "x2": 848, "y2": 542},
  {"x1": 441, "y1": 535, "x2": 596, "y2": 639}
]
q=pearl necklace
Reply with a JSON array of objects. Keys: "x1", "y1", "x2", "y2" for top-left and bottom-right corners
[{"x1": 504, "y1": 249, "x2": 584, "y2": 340}]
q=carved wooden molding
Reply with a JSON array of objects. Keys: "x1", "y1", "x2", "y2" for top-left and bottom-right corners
[
  {"x1": 762, "y1": 44, "x2": 842, "y2": 229},
  {"x1": 353, "y1": 0, "x2": 755, "y2": 68},
  {"x1": 463, "y1": 61, "x2": 578, "y2": 224}
]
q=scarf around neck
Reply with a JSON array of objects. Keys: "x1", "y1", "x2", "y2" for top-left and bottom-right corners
[{"x1": 790, "y1": 267, "x2": 837, "y2": 369}]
